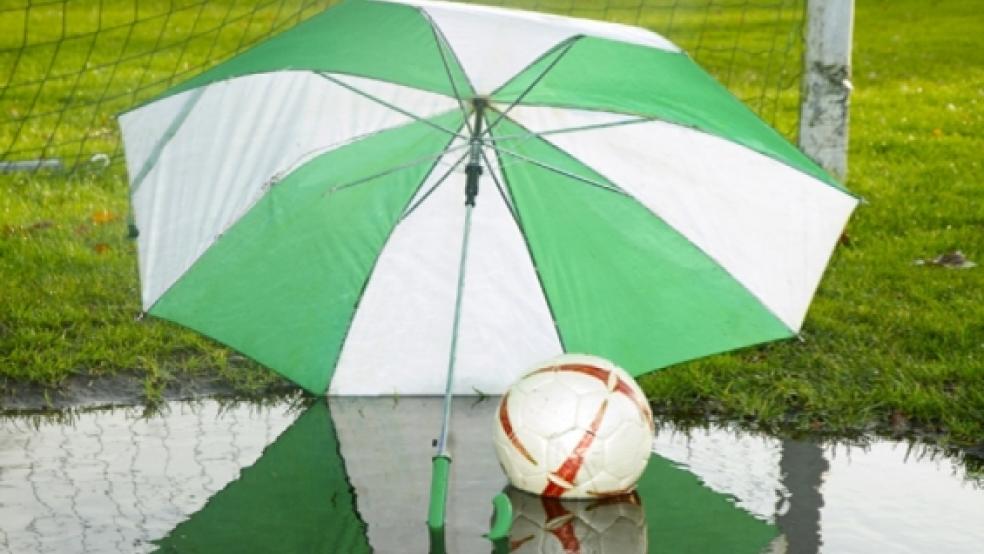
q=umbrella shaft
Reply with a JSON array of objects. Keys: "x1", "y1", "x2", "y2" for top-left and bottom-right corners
[
  {"x1": 437, "y1": 97, "x2": 487, "y2": 454},
  {"x1": 436, "y1": 202, "x2": 475, "y2": 457}
]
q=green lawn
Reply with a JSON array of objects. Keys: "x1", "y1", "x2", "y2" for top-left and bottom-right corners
[
  {"x1": 1, "y1": 1, "x2": 982, "y2": 448},
  {"x1": 641, "y1": 0, "x2": 984, "y2": 446}
]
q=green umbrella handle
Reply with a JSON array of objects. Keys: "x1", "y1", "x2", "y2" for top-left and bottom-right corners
[
  {"x1": 486, "y1": 492, "x2": 513, "y2": 554},
  {"x1": 427, "y1": 454, "x2": 451, "y2": 554}
]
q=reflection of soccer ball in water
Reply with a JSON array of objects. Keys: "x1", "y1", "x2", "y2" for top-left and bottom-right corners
[
  {"x1": 507, "y1": 487, "x2": 647, "y2": 554},
  {"x1": 493, "y1": 354, "x2": 654, "y2": 498}
]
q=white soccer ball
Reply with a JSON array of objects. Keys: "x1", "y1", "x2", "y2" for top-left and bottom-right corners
[
  {"x1": 507, "y1": 487, "x2": 647, "y2": 554},
  {"x1": 493, "y1": 354, "x2": 654, "y2": 498}
]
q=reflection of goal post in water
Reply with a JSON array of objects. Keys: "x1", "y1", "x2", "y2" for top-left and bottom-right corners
[{"x1": 0, "y1": 0, "x2": 851, "y2": 178}]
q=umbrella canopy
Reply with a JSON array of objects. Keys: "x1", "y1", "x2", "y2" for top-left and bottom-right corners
[{"x1": 119, "y1": 0, "x2": 858, "y2": 396}]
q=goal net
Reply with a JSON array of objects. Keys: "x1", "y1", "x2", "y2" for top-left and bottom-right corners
[{"x1": 0, "y1": 0, "x2": 806, "y2": 175}]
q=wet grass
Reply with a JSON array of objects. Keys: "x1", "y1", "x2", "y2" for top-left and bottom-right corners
[
  {"x1": 640, "y1": 0, "x2": 984, "y2": 449},
  {"x1": 0, "y1": 169, "x2": 291, "y2": 399},
  {"x1": 1, "y1": 1, "x2": 982, "y2": 448},
  {"x1": 1, "y1": 0, "x2": 333, "y2": 401}
]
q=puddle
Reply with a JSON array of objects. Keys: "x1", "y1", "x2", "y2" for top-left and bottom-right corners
[{"x1": 0, "y1": 397, "x2": 981, "y2": 553}]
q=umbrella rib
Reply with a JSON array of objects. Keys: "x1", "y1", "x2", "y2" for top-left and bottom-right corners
[
  {"x1": 130, "y1": 87, "x2": 206, "y2": 197},
  {"x1": 486, "y1": 143, "x2": 568, "y2": 352},
  {"x1": 323, "y1": 143, "x2": 469, "y2": 197},
  {"x1": 493, "y1": 146, "x2": 629, "y2": 198},
  {"x1": 419, "y1": 9, "x2": 476, "y2": 136},
  {"x1": 479, "y1": 147, "x2": 519, "y2": 223},
  {"x1": 491, "y1": 100, "x2": 861, "y2": 199},
  {"x1": 316, "y1": 72, "x2": 467, "y2": 140},
  {"x1": 400, "y1": 150, "x2": 469, "y2": 221},
  {"x1": 325, "y1": 127, "x2": 465, "y2": 391},
  {"x1": 482, "y1": 37, "x2": 579, "y2": 137},
  {"x1": 483, "y1": 115, "x2": 654, "y2": 143}
]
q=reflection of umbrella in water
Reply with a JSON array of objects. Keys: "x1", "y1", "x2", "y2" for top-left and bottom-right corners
[
  {"x1": 152, "y1": 402, "x2": 371, "y2": 553},
  {"x1": 153, "y1": 398, "x2": 777, "y2": 553},
  {"x1": 506, "y1": 456, "x2": 779, "y2": 553},
  {"x1": 121, "y1": 0, "x2": 857, "y2": 539}
]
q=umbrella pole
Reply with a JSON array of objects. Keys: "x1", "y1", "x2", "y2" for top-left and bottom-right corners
[
  {"x1": 427, "y1": 202, "x2": 473, "y2": 552},
  {"x1": 428, "y1": 99, "x2": 486, "y2": 550}
]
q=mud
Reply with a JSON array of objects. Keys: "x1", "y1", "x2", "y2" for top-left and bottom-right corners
[{"x1": 0, "y1": 371, "x2": 298, "y2": 412}]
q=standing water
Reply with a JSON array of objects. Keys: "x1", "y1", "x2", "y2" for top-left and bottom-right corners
[{"x1": 0, "y1": 397, "x2": 981, "y2": 553}]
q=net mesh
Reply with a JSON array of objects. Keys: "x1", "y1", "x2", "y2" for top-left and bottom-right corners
[{"x1": 0, "y1": 0, "x2": 805, "y2": 175}]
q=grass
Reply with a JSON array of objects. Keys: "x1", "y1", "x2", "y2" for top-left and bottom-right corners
[
  {"x1": 1, "y1": 1, "x2": 982, "y2": 448},
  {"x1": 640, "y1": 0, "x2": 984, "y2": 447},
  {"x1": 1, "y1": 0, "x2": 336, "y2": 400}
]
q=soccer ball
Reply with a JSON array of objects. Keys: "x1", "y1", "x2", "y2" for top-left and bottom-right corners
[
  {"x1": 493, "y1": 354, "x2": 654, "y2": 498},
  {"x1": 507, "y1": 487, "x2": 647, "y2": 554}
]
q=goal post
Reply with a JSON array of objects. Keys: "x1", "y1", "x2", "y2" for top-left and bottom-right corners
[{"x1": 799, "y1": 0, "x2": 854, "y2": 181}]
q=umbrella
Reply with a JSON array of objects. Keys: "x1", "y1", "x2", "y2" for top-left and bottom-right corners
[{"x1": 118, "y1": 0, "x2": 858, "y2": 540}]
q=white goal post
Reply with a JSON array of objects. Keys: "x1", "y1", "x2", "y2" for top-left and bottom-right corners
[{"x1": 799, "y1": 0, "x2": 855, "y2": 181}]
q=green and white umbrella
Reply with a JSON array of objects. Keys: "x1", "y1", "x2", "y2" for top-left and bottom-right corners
[{"x1": 119, "y1": 0, "x2": 858, "y2": 398}]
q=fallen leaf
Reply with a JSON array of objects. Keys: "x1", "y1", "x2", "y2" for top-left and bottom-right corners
[
  {"x1": 91, "y1": 210, "x2": 115, "y2": 225},
  {"x1": 93, "y1": 243, "x2": 110, "y2": 254},
  {"x1": 914, "y1": 250, "x2": 976, "y2": 269}
]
